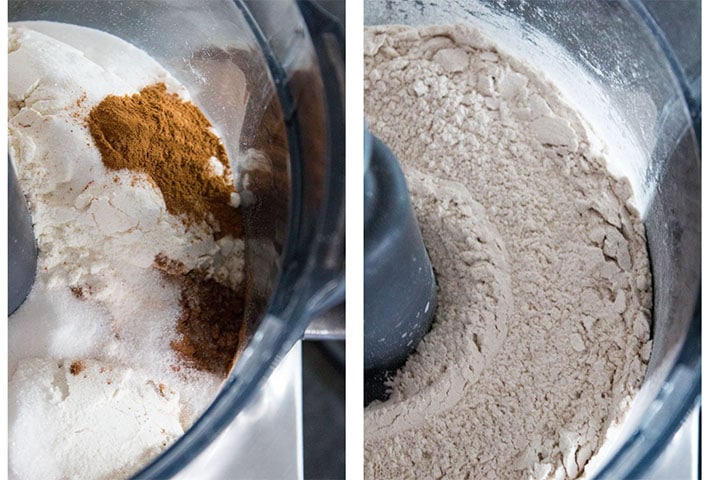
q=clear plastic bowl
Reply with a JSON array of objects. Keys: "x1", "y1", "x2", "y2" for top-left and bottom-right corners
[
  {"x1": 9, "y1": 1, "x2": 344, "y2": 478},
  {"x1": 365, "y1": 1, "x2": 700, "y2": 478}
]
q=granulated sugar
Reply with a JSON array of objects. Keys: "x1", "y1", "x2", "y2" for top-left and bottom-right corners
[{"x1": 364, "y1": 24, "x2": 652, "y2": 479}]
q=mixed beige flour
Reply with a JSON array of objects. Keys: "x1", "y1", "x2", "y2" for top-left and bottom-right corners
[{"x1": 364, "y1": 24, "x2": 652, "y2": 479}]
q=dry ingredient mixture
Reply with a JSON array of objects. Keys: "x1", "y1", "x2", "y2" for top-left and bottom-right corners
[
  {"x1": 9, "y1": 22, "x2": 248, "y2": 480},
  {"x1": 364, "y1": 24, "x2": 652, "y2": 479}
]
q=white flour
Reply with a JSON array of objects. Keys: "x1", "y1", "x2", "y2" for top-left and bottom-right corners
[
  {"x1": 9, "y1": 22, "x2": 246, "y2": 480},
  {"x1": 364, "y1": 24, "x2": 652, "y2": 479}
]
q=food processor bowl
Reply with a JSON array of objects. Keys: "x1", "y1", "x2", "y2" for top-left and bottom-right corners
[
  {"x1": 365, "y1": 0, "x2": 700, "y2": 478},
  {"x1": 9, "y1": 0, "x2": 345, "y2": 478}
]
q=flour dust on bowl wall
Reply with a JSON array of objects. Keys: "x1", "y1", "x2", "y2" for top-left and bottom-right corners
[
  {"x1": 363, "y1": 1, "x2": 700, "y2": 479},
  {"x1": 5, "y1": 0, "x2": 339, "y2": 478}
]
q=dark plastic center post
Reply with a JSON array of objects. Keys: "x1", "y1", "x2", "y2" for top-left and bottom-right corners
[
  {"x1": 364, "y1": 129, "x2": 437, "y2": 404},
  {"x1": 9, "y1": 156, "x2": 37, "y2": 315}
]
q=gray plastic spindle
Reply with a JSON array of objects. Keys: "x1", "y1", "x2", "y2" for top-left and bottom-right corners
[
  {"x1": 9, "y1": 156, "x2": 37, "y2": 314},
  {"x1": 364, "y1": 132, "x2": 437, "y2": 404}
]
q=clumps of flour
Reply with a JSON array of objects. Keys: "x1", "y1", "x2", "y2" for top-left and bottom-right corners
[
  {"x1": 364, "y1": 24, "x2": 652, "y2": 480},
  {"x1": 8, "y1": 24, "x2": 250, "y2": 480}
]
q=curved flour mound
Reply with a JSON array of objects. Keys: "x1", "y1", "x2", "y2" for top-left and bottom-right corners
[{"x1": 365, "y1": 170, "x2": 512, "y2": 440}]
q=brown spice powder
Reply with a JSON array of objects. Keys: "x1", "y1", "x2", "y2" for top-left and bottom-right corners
[
  {"x1": 171, "y1": 272, "x2": 245, "y2": 376},
  {"x1": 69, "y1": 360, "x2": 85, "y2": 376},
  {"x1": 87, "y1": 83, "x2": 243, "y2": 237},
  {"x1": 69, "y1": 286, "x2": 84, "y2": 299},
  {"x1": 155, "y1": 255, "x2": 245, "y2": 376}
]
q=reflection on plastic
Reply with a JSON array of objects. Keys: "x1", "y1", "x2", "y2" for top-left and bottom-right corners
[{"x1": 174, "y1": 344, "x2": 302, "y2": 480}]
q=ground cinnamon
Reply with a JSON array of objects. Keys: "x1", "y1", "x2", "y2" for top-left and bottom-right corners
[
  {"x1": 155, "y1": 255, "x2": 244, "y2": 376},
  {"x1": 87, "y1": 83, "x2": 243, "y2": 237},
  {"x1": 69, "y1": 360, "x2": 85, "y2": 376}
]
